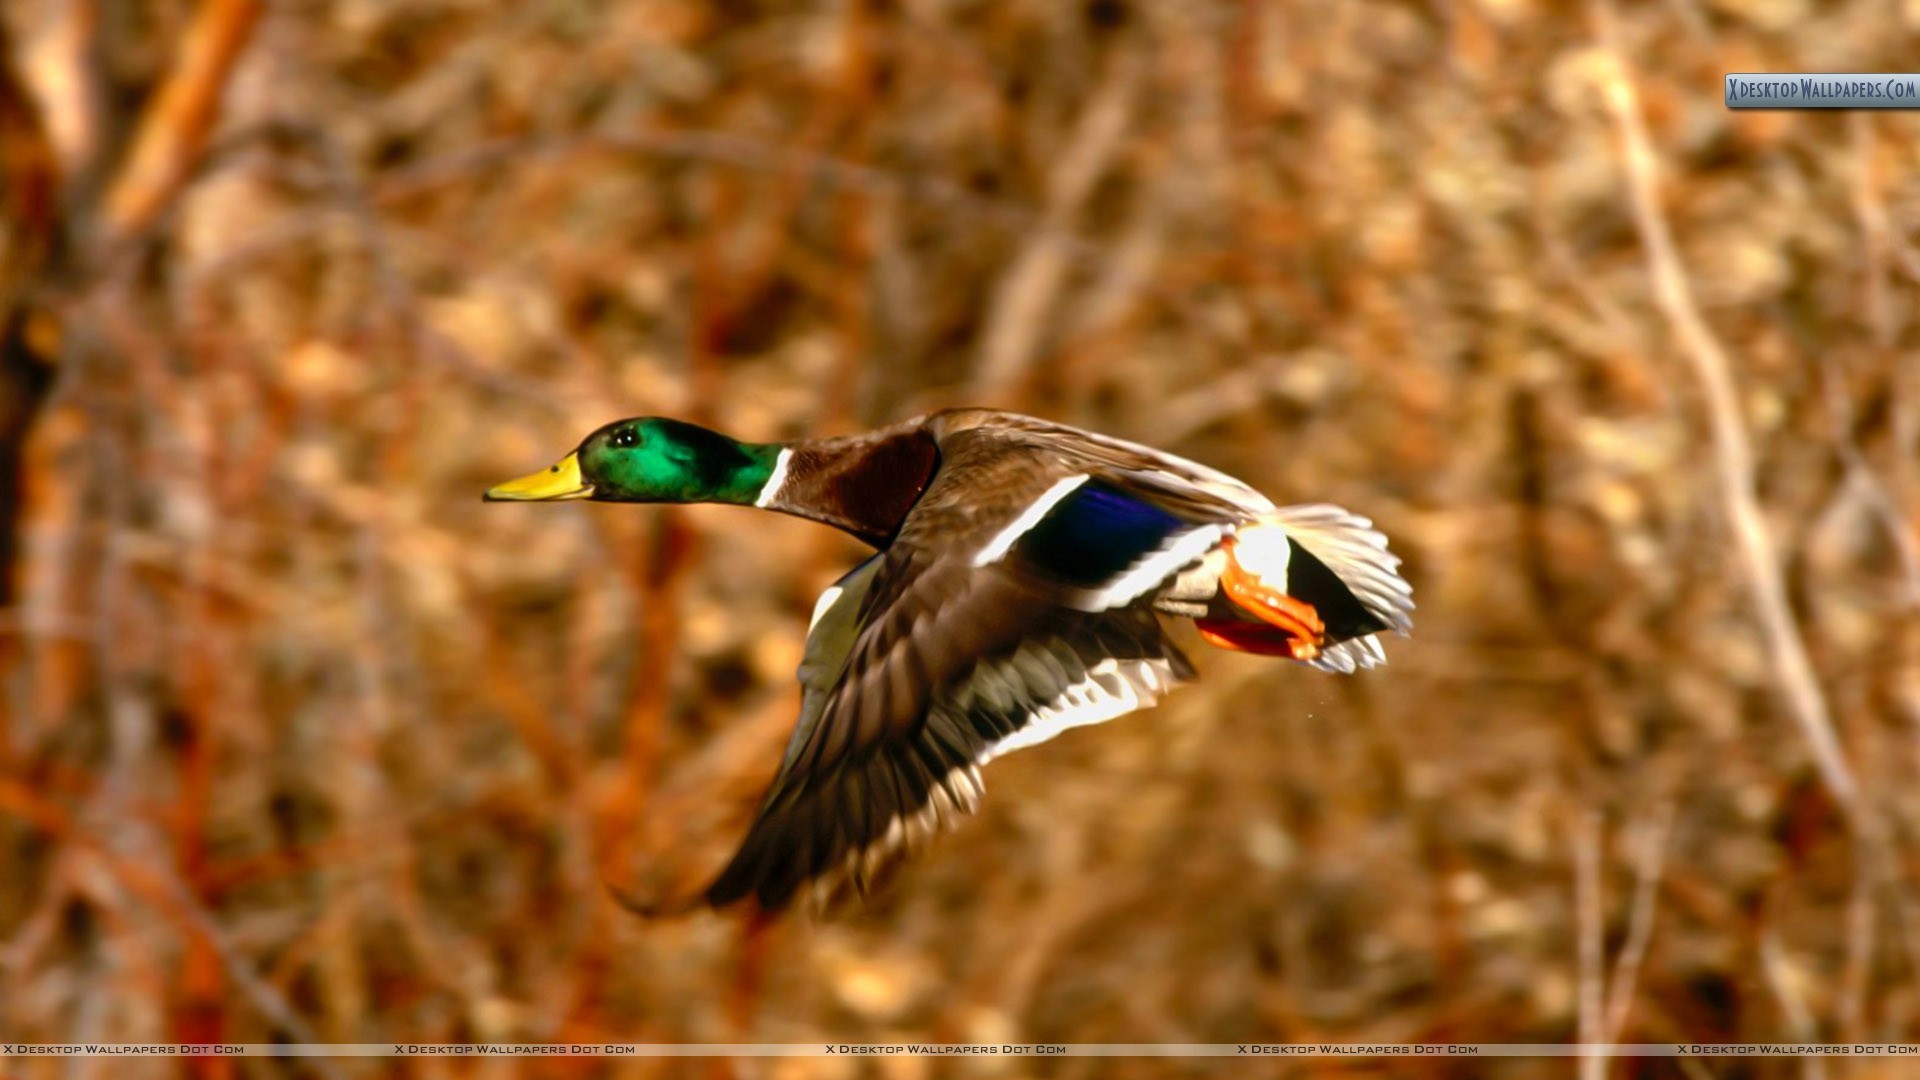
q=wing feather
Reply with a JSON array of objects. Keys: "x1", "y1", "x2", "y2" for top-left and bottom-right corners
[{"x1": 705, "y1": 430, "x2": 1201, "y2": 910}]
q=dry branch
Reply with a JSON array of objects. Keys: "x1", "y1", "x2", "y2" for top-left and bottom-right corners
[
  {"x1": 1760, "y1": 929, "x2": 1827, "y2": 1080},
  {"x1": 1574, "y1": 811, "x2": 1604, "y2": 1080},
  {"x1": 99, "y1": 0, "x2": 261, "y2": 245},
  {"x1": 375, "y1": 128, "x2": 1060, "y2": 244},
  {"x1": 1592, "y1": 9, "x2": 1866, "y2": 831},
  {"x1": 1603, "y1": 801, "x2": 1675, "y2": 1045},
  {"x1": 970, "y1": 50, "x2": 1140, "y2": 404},
  {"x1": 0, "y1": 13, "x2": 62, "y2": 685},
  {"x1": 0, "y1": 17, "x2": 60, "y2": 312}
]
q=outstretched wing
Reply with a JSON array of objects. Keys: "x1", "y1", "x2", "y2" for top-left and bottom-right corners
[{"x1": 705, "y1": 431, "x2": 1208, "y2": 910}]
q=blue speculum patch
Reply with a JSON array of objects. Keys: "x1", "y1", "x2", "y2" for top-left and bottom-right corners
[{"x1": 1018, "y1": 481, "x2": 1193, "y2": 588}]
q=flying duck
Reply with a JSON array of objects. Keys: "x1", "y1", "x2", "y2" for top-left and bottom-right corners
[{"x1": 485, "y1": 409, "x2": 1413, "y2": 910}]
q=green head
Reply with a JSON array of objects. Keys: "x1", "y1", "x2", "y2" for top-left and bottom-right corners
[{"x1": 484, "y1": 417, "x2": 781, "y2": 505}]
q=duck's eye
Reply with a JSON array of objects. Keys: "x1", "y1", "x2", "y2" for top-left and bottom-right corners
[{"x1": 609, "y1": 428, "x2": 639, "y2": 449}]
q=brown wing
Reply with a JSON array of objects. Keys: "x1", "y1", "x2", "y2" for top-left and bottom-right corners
[{"x1": 704, "y1": 429, "x2": 1198, "y2": 910}]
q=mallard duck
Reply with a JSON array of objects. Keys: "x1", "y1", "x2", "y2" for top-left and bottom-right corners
[{"x1": 485, "y1": 409, "x2": 1412, "y2": 910}]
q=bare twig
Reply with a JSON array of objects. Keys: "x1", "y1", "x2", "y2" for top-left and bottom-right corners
[
  {"x1": 1826, "y1": 122, "x2": 1920, "y2": 610},
  {"x1": 970, "y1": 50, "x2": 1141, "y2": 404},
  {"x1": 0, "y1": 848, "x2": 76, "y2": 983},
  {"x1": 0, "y1": 14, "x2": 61, "y2": 311},
  {"x1": 1591, "y1": 2, "x2": 1867, "y2": 831},
  {"x1": 1847, "y1": 116, "x2": 1897, "y2": 349},
  {"x1": 374, "y1": 127, "x2": 1066, "y2": 248},
  {"x1": 1604, "y1": 800, "x2": 1675, "y2": 1043},
  {"x1": 0, "y1": 12, "x2": 64, "y2": 637},
  {"x1": 1759, "y1": 929, "x2": 1826, "y2": 1080},
  {"x1": 1676, "y1": 1058, "x2": 1718, "y2": 1080},
  {"x1": 1575, "y1": 810, "x2": 1605, "y2": 1080},
  {"x1": 1854, "y1": 465, "x2": 1920, "y2": 600},
  {"x1": 98, "y1": 0, "x2": 262, "y2": 244},
  {"x1": 1838, "y1": 843, "x2": 1875, "y2": 1042},
  {"x1": 1155, "y1": 350, "x2": 1351, "y2": 445},
  {"x1": 17, "y1": 0, "x2": 105, "y2": 182},
  {"x1": 1820, "y1": 370, "x2": 1920, "y2": 612}
]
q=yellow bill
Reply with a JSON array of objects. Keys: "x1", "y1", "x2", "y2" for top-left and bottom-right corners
[{"x1": 484, "y1": 453, "x2": 594, "y2": 501}]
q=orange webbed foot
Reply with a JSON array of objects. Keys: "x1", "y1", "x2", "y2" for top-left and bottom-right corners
[{"x1": 1204, "y1": 528, "x2": 1327, "y2": 662}]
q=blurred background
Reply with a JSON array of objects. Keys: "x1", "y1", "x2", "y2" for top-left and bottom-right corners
[{"x1": 2, "y1": 0, "x2": 1919, "y2": 1077}]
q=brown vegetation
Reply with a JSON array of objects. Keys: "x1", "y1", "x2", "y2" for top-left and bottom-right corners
[{"x1": 2, "y1": 0, "x2": 1919, "y2": 1077}]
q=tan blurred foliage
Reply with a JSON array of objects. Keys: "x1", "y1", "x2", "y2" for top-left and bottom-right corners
[{"x1": 2, "y1": 0, "x2": 1920, "y2": 1077}]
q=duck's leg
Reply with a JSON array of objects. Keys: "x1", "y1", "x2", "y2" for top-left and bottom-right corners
[{"x1": 1195, "y1": 527, "x2": 1327, "y2": 662}]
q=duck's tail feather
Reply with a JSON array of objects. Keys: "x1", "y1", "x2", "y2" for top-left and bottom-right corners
[{"x1": 1229, "y1": 503, "x2": 1414, "y2": 673}]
